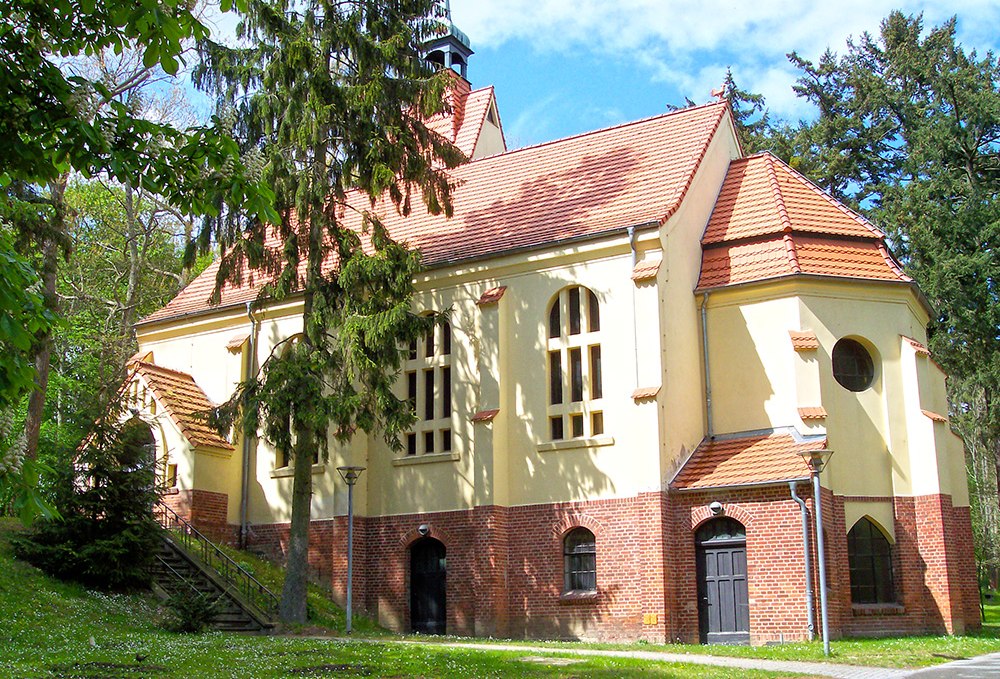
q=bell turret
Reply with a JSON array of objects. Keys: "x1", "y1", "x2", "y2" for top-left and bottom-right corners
[{"x1": 424, "y1": 0, "x2": 473, "y2": 79}]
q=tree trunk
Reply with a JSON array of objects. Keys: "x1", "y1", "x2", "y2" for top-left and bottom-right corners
[
  {"x1": 279, "y1": 428, "x2": 315, "y2": 623},
  {"x1": 121, "y1": 182, "x2": 141, "y2": 334},
  {"x1": 23, "y1": 176, "x2": 66, "y2": 459}
]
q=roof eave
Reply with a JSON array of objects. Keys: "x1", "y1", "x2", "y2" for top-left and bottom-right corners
[
  {"x1": 137, "y1": 220, "x2": 665, "y2": 330},
  {"x1": 696, "y1": 273, "x2": 932, "y2": 316},
  {"x1": 670, "y1": 476, "x2": 811, "y2": 492}
]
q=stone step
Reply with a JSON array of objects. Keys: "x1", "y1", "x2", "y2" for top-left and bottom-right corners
[{"x1": 150, "y1": 535, "x2": 271, "y2": 633}]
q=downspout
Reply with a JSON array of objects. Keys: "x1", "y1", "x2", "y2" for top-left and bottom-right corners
[
  {"x1": 239, "y1": 302, "x2": 259, "y2": 549},
  {"x1": 700, "y1": 293, "x2": 713, "y2": 437},
  {"x1": 789, "y1": 481, "x2": 816, "y2": 640},
  {"x1": 628, "y1": 226, "x2": 640, "y2": 386}
]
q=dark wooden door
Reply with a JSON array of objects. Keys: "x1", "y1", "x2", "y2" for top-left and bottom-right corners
[
  {"x1": 410, "y1": 538, "x2": 446, "y2": 634},
  {"x1": 696, "y1": 518, "x2": 749, "y2": 644}
]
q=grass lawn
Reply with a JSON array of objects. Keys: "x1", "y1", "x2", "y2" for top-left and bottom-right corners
[
  {"x1": 0, "y1": 519, "x2": 777, "y2": 678},
  {"x1": 415, "y1": 606, "x2": 1000, "y2": 669},
  {"x1": 5, "y1": 517, "x2": 998, "y2": 676}
]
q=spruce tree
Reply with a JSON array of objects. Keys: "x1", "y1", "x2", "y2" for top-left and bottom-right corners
[
  {"x1": 13, "y1": 414, "x2": 161, "y2": 590},
  {"x1": 195, "y1": 0, "x2": 463, "y2": 622},
  {"x1": 778, "y1": 12, "x2": 1000, "y2": 583}
]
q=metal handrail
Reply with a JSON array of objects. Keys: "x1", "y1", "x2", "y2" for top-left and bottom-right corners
[
  {"x1": 155, "y1": 554, "x2": 205, "y2": 598},
  {"x1": 152, "y1": 499, "x2": 278, "y2": 619}
]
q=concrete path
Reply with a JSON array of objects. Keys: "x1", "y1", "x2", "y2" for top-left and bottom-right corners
[
  {"x1": 904, "y1": 652, "x2": 1000, "y2": 678},
  {"x1": 341, "y1": 637, "x2": 1000, "y2": 678},
  {"x1": 386, "y1": 639, "x2": 912, "y2": 678}
]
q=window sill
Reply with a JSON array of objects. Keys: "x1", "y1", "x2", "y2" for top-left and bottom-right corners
[
  {"x1": 537, "y1": 435, "x2": 614, "y2": 453},
  {"x1": 270, "y1": 463, "x2": 325, "y2": 479},
  {"x1": 560, "y1": 590, "x2": 599, "y2": 604},
  {"x1": 393, "y1": 451, "x2": 460, "y2": 467},
  {"x1": 852, "y1": 603, "x2": 905, "y2": 616}
]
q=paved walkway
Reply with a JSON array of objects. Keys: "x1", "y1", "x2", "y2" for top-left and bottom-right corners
[
  {"x1": 387, "y1": 639, "x2": 911, "y2": 678},
  {"x1": 904, "y1": 652, "x2": 1000, "y2": 678},
  {"x1": 345, "y1": 637, "x2": 1000, "y2": 678}
]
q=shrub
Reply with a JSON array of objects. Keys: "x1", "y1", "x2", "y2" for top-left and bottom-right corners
[
  {"x1": 162, "y1": 588, "x2": 223, "y2": 633},
  {"x1": 13, "y1": 410, "x2": 161, "y2": 590}
]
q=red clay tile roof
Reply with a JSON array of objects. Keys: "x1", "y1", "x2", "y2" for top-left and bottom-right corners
[
  {"x1": 798, "y1": 407, "x2": 828, "y2": 420},
  {"x1": 226, "y1": 333, "x2": 249, "y2": 352},
  {"x1": 671, "y1": 432, "x2": 824, "y2": 490},
  {"x1": 632, "y1": 386, "x2": 660, "y2": 401},
  {"x1": 789, "y1": 330, "x2": 819, "y2": 351},
  {"x1": 476, "y1": 286, "x2": 507, "y2": 306},
  {"x1": 141, "y1": 102, "x2": 730, "y2": 325},
  {"x1": 131, "y1": 361, "x2": 234, "y2": 451},
  {"x1": 902, "y1": 335, "x2": 931, "y2": 356},
  {"x1": 922, "y1": 409, "x2": 947, "y2": 423},
  {"x1": 631, "y1": 259, "x2": 660, "y2": 282},
  {"x1": 471, "y1": 408, "x2": 500, "y2": 423},
  {"x1": 698, "y1": 153, "x2": 912, "y2": 291},
  {"x1": 425, "y1": 80, "x2": 501, "y2": 159}
]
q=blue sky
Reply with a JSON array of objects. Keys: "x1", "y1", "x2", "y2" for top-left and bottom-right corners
[{"x1": 446, "y1": 0, "x2": 1000, "y2": 149}]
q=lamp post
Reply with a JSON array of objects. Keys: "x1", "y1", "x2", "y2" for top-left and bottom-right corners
[
  {"x1": 799, "y1": 448, "x2": 834, "y2": 657},
  {"x1": 337, "y1": 465, "x2": 365, "y2": 634}
]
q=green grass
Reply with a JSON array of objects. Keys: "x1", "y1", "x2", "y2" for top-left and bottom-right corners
[
  {"x1": 417, "y1": 606, "x2": 1000, "y2": 669},
  {"x1": 0, "y1": 519, "x2": 777, "y2": 678}
]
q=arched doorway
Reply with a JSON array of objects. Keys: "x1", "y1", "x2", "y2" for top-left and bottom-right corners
[
  {"x1": 410, "y1": 538, "x2": 446, "y2": 634},
  {"x1": 121, "y1": 419, "x2": 157, "y2": 490},
  {"x1": 696, "y1": 517, "x2": 749, "y2": 644}
]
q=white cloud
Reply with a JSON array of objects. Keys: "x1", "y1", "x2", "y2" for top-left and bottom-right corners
[{"x1": 450, "y1": 0, "x2": 1000, "y2": 118}]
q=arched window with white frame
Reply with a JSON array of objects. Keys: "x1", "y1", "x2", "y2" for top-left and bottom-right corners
[
  {"x1": 402, "y1": 318, "x2": 453, "y2": 456},
  {"x1": 546, "y1": 286, "x2": 603, "y2": 441}
]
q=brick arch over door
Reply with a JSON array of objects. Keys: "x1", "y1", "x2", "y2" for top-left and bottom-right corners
[
  {"x1": 399, "y1": 523, "x2": 455, "y2": 550},
  {"x1": 690, "y1": 503, "x2": 755, "y2": 532}
]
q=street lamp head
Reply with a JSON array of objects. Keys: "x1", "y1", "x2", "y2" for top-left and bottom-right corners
[
  {"x1": 337, "y1": 465, "x2": 366, "y2": 485},
  {"x1": 798, "y1": 448, "x2": 834, "y2": 474}
]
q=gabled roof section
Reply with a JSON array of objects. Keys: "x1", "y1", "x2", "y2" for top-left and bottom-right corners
[
  {"x1": 698, "y1": 153, "x2": 911, "y2": 291},
  {"x1": 130, "y1": 360, "x2": 234, "y2": 451},
  {"x1": 671, "y1": 431, "x2": 824, "y2": 490},
  {"x1": 424, "y1": 78, "x2": 502, "y2": 159},
  {"x1": 143, "y1": 101, "x2": 730, "y2": 326}
]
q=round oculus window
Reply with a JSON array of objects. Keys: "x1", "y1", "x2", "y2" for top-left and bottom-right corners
[{"x1": 832, "y1": 338, "x2": 875, "y2": 392}]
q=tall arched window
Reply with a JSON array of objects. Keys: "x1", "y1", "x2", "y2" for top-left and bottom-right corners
[
  {"x1": 848, "y1": 517, "x2": 895, "y2": 604},
  {"x1": 547, "y1": 286, "x2": 603, "y2": 441},
  {"x1": 403, "y1": 319, "x2": 453, "y2": 456},
  {"x1": 563, "y1": 527, "x2": 597, "y2": 593}
]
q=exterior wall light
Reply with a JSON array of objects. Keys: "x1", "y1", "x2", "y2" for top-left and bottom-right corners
[{"x1": 337, "y1": 465, "x2": 366, "y2": 634}]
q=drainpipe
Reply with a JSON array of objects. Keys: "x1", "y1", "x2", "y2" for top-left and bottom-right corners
[
  {"x1": 813, "y1": 469, "x2": 832, "y2": 656},
  {"x1": 239, "y1": 302, "x2": 259, "y2": 549},
  {"x1": 628, "y1": 226, "x2": 640, "y2": 386},
  {"x1": 700, "y1": 293, "x2": 713, "y2": 437},
  {"x1": 789, "y1": 481, "x2": 816, "y2": 640}
]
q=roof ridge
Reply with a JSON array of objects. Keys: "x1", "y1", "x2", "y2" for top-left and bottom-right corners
[
  {"x1": 660, "y1": 103, "x2": 728, "y2": 223},
  {"x1": 764, "y1": 155, "x2": 801, "y2": 274},
  {"x1": 763, "y1": 152, "x2": 884, "y2": 239},
  {"x1": 133, "y1": 361, "x2": 198, "y2": 381},
  {"x1": 877, "y1": 242, "x2": 912, "y2": 282},
  {"x1": 468, "y1": 100, "x2": 728, "y2": 165}
]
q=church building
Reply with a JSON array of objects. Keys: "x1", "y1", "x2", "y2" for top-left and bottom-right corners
[{"x1": 124, "y1": 18, "x2": 979, "y2": 644}]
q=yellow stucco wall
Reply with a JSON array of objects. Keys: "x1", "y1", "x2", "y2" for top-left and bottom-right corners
[
  {"x1": 704, "y1": 278, "x2": 969, "y2": 507},
  {"x1": 133, "y1": 108, "x2": 968, "y2": 528}
]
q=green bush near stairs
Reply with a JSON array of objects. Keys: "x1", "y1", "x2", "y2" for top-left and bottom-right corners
[{"x1": 12, "y1": 414, "x2": 161, "y2": 590}]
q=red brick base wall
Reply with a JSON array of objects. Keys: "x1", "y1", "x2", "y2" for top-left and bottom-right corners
[
  {"x1": 239, "y1": 489, "x2": 978, "y2": 643},
  {"x1": 161, "y1": 489, "x2": 233, "y2": 543}
]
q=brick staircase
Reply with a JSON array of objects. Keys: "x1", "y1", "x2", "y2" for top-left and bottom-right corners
[{"x1": 151, "y1": 500, "x2": 278, "y2": 633}]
